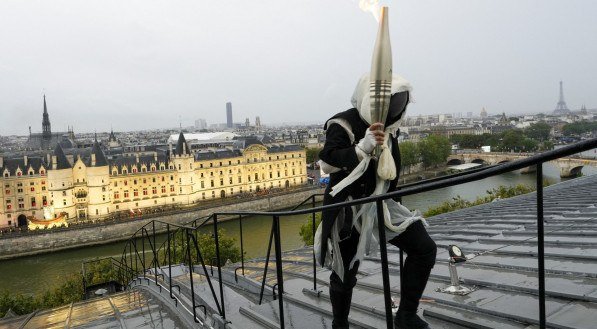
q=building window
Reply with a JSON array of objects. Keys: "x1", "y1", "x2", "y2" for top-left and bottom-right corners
[
  {"x1": 170, "y1": 186, "x2": 175, "y2": 192},
  {"x1": 210, "y1": 180, "x2": 214, "y2": 187},
  {"x1": 152, "y1": 187, "x2": 157, "y2": 194},
  {"x1": 201, "y1": 181, "x2": 204, "y2": 188},
  {"x1": 124, "y1": 191, "x2": 129, "y2": 198},
  {"x1": 161, "y1": 186, "x2": 166, "y2": 193},
  {"x1": 220, "y1": 178, "x2": 224, "y2": 186},
  {"x1": 143, "y1": 188, "x2": 148, "y2": 196},
  {"x1": 114, "y1": 192, "x2": 120, "y2": 199},
  {"x1": 134, "y1": 189, "x2": 139, "y2": 197},
  {"x1": 255, "y1": 173, "x2": 259, "y2": 181}
]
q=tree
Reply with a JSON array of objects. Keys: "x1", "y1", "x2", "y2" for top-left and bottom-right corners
[
  {"x1": 299, "y1": 213, "x2": 322, "y2": 246},
  {"x1": 562, "y1": 121, "x2": 597, "y2": 136},
  {"x1": 399, "y1": 141, "x2": 420, "y2": 167},
  {"x1": 419, "y1": 135, "x2": 451, "y2": 168},
  {"x1": 158, "y1": 229, "x2": 241, "y2": 266},
  {"x1": 305, "y1": 147, "x2": 323, "y2": 164},
  {"x1": 525, "y1": 122, "x2": 551, "y2": 142}
]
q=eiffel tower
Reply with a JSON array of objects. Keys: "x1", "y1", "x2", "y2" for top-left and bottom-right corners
[{"x1": 553, "y1": 80, "x2": 571, "y2": 115}]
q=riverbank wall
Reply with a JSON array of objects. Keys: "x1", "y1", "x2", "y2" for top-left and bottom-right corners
[{"x1": 0, "y1": 187, "x2": 324, "y2": 260}]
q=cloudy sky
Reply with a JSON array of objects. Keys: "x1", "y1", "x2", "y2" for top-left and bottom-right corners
[{"x1": 0, "y1": 0, "x2": 595, "y2": 135}]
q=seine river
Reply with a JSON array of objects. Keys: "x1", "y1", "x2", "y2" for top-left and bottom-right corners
[{"x1": 1, "y1": 163, "x2": 595, "y2": 296}]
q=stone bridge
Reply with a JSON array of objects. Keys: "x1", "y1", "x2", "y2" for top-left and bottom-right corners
[{"x1": 447, "y1": 152, "x2": 597, "y2": 177}]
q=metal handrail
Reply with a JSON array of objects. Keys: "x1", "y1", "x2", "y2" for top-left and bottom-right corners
[{"x1": 108, "y1": 138, "x2": 595, "y2": 329}]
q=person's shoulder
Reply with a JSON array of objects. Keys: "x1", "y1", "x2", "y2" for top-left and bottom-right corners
[{"x1": 323, "y1": 108, "x2": 360, "y2": 130}]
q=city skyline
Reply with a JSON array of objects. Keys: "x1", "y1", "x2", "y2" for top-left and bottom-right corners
[{"x1": 1, "y1": 1, "x2": 596, "y2": 135}]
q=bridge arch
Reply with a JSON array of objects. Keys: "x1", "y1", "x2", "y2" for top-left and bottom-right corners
[
  {"x1": 569, "y1": 166, "x2": 584, "y2": 177},
  {"x1": 471, "y1": 159, "x2": 486, "y2": 165},
  {"x1": 447, "y1": 159, "x2": 463, "y2": 166}
]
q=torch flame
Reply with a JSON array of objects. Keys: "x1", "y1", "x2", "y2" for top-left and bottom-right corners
[{"x1": 359, "y1": 0, "x2": 381, "y2": 22}]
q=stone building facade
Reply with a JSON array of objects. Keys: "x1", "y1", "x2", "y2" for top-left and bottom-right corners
[{"x1": 0, "y1": 132, "x2": 306, "y2": 229}]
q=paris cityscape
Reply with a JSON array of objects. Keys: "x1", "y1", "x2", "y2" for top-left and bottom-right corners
[{"x1": 1, "y1": 1, "x2": 596, "y2": 328}]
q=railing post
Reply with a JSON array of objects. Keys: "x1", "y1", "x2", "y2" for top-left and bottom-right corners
[
  {"x1": 213, "y1": 214, "x2": 226, "y2": 320},
  {"x1": 167, "y1": 224, "x2": 173, "y2": 297},
  {"x1": 152, "y1": 221, "x2": 159, "y2": 290},
  {"x1": 273, "y1": 215, "x2": 285, "y2": 329},
  {"x1": 133, "y1": 239, "x2": 138, "y2": 279},
  {"x1": 186, "y1": 230, "x2": 199, "y2": 323},
  {"x1": 537, "y1": 163, "x2": 546, "y2": 329},
  {"x1": 376, "y1": 200, "x2": 393, "y2": 329},
  {"x1": 141, "y1": 230, "x2": 146, "y2": 279},
  {"x1": 396, "y1": 196, "x2": 404, "y2": 291},
  {"x1": 239, "y1": 214, "x2": 245, "y2": 276},
  {"x1": 259, "y1": 221, "x2": 275, "y2": 305},
  {"x1": 311, "y1": 195, "x2": 317, "y2": 291}
]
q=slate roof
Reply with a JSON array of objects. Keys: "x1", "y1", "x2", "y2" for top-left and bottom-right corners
[
  {"x1": 91, "y1": 141, "x2": 108, "y2": 167},
  {"x1": 53, "y1": 144, "x2": 71, "y2": 169},
  {"x1": 174, "y1": 131, "x2": 190, "y2": 155},
  {"x1": 0, "y1": 156, "x2": 48, "y2": 175},
  {"x1": 194, "y1": 149, "x2": 242, "y2": 161},
  {"x1": 267, "y1": 144, "x2": 303, "y2": 153}
]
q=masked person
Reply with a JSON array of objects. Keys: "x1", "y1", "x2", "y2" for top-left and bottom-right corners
[{"x1": 315, "y1": 74, "x2": 436, "y2": 329}]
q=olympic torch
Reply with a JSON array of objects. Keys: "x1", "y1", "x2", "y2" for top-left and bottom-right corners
[{"x1": 369, "y1": 6, "x2": 392, "y2": 158}]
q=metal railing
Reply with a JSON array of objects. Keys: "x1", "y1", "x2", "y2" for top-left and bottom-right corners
[{"x1": 90, "y1": 138, "x2": 595, "y2": 329}]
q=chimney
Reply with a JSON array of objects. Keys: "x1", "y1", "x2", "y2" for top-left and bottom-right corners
[
  {"x1": 91, "y1": 154, "x2": 96, "y2": 166},
  {"x1": 135, "y1": 154, "x2": 139, "y2": 163},
  {"x1": 46, "y1": 153, "x2": 51, "y2": 165},
  {"x1": 23, "y1": 155, "x2": 28, "y2": 167},
  {"x1": 52, "y1": 155, "x2": 57, "y2": 170},
  {"x1": 154, "y1": 152, "x2": 158, "y2": 162},
  {"x1": 0, "y1": 156, "x2": 3, "y2": 168}
]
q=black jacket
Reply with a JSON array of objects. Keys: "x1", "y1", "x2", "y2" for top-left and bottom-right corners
[{"x1": 318, "y1": 108, "x2": 401, "y2": 265}]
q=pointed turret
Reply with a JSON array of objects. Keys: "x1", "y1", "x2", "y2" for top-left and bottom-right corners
[
  {"x1": 109, "y1": 129, "x2": 116, "y2": 142},
  {"x1": 91, "y1": 140, "x2": 108, "y2": 166},
  {"x1": 53, "y1": 144, "x2": 71, "y2": 169},
  {"x1": 175, "y1": 132, "x2": 190, "y2": 155},
  {"x1": 42, "y1": 94, "x2": 52, "y2": 138}
]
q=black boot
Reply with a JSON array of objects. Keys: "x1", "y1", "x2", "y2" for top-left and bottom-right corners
[
  {"x1": 394, "y1": 310, "x2": 430, "y2": 329},
  {"x1": 330, "y1": 288, "x2": 352, "y2": 328}
]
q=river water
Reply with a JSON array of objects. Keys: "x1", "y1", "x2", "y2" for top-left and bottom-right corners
[{"x1": 1, "y1": 163, "x2": 595, "y2": 295}]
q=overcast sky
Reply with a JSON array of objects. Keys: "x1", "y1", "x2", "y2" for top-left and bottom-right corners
[{"x1": 0, "y1": 0, "x2": 595, "y2": 135}]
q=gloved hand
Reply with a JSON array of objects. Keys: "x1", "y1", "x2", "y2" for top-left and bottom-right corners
[{"x1": 356, "y1": 123, "x2": 385, "y2": 155}]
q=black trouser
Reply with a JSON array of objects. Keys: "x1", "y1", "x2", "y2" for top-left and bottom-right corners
[{"x1": 329, "y1": 221, "x2": 437, "y2": 328}]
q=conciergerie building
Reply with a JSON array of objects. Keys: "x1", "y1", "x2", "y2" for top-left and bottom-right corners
[{"x1": 0, "y1": 100, "x2": 306, "y2": 229}]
